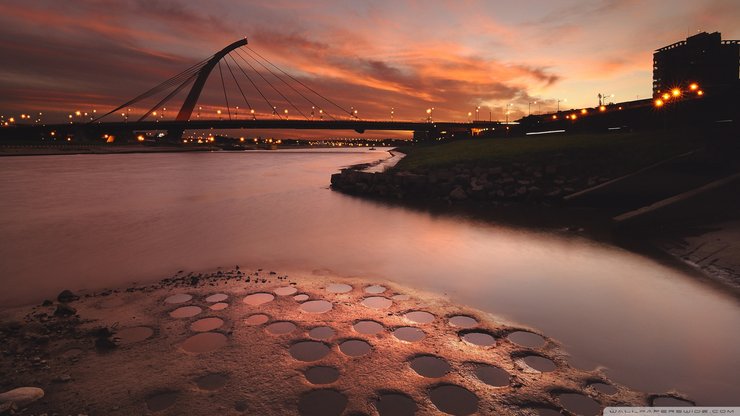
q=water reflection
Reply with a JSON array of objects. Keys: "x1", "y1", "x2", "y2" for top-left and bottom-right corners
[{"x1": 0, "y1": 150, "x2": 738, "y2": 404}]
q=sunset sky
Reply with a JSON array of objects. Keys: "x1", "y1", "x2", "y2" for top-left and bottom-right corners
[{"x1": 0, "y1": 0, "x2": 738, "y2": 135}]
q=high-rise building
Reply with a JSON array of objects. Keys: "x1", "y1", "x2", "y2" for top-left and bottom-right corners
[{"x1": 653, "y1": 31, "x2": 739, "y2": 96}]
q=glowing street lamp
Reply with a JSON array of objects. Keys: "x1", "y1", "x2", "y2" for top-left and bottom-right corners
[
  {"x1": 654, "y1": 98, "x2": 664, "y2": 107},
  {"x1": 557, "y1": 98, "x2": 567, "y2": 112},
  {"x1": 689, "y1": 83, "x2": 699, "y2": 91},
  {"x1": 671, "y1": 88, "x2": 681, "y2": 97}
]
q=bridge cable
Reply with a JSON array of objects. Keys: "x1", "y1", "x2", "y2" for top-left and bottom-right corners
[
  {"x1": 222, "y1": 57, "x2": 253, "y2": 114},
  {"x1": 245, "y1": 46, "x2": 354, "y2": 119},
  {"x1": 240, "y1": 48, "x2": 334, "y2": 120},
  {"x1": 137, "y1": 73, "x2": 199, "y2": 122},
  {"x1": 232, "y1": 49, "x2": 307, "y2": 119},
  {"x1": 217, "y1": 61, "x2": 232, "y2": 120},
  {"x1": 89, "y1": 58, "x2": 210, "y2": 123},
  {"x1": 227, "y1": 53, "x2": 282, "y2": 119}
]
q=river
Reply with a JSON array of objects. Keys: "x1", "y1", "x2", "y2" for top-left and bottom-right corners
[{"x1": 0, "y1": 149, "x2": 738, "y2": 405}]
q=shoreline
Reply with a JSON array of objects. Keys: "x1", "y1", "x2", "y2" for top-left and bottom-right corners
[
  {"x1": 0, "y1": 267, "x2": 665, "y2": 414},
  {"x1": 330, "y1": 150, "x2": 740, "y2": 297},
  {"x1": 0, "y1": 144, "x2": 219, "y2": 157}
]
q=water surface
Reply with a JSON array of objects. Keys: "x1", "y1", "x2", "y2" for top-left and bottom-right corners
[{"x1": 0, "y1": 149, "x2": 738, "y2": 404}]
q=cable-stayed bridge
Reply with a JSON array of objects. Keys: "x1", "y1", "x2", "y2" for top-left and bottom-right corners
[{"x1": 16, "y1": 38, "x2": 502, "y2": 141}]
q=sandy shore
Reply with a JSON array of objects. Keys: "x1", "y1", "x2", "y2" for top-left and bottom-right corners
[{"x1": 0, "y1": 267, "x2": 683, "y2": 415}]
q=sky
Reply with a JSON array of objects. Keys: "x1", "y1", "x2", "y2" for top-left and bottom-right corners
[{"x1": 0, "y1": 0, "x2": 738, "y2": 137}]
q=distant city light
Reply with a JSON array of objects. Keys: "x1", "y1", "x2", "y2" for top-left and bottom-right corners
[{"x1": 654, "y1": 98, "x2": 664, "y2": 107}]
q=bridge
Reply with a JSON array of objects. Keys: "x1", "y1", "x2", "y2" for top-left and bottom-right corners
[{"x1": 10, "y1": 38, "x2": 501, "y2": 142}]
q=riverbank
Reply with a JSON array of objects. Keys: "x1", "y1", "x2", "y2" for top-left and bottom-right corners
[
  {"x1": 330, "y1": 128, "x2": 740, "y2": 292},
  {"x1": 0, "y1": 267, "x2": 664, "y2": 415},
  {"x1": 0, "y1": 144, "x2": 219, "y2": 156}
]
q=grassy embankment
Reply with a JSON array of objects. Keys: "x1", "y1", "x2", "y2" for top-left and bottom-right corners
[{"x1": 394, "y1": 130, "x2": 703, "y2": 177}]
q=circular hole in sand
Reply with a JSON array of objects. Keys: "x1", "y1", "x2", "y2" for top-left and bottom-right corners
[
  {"x1": 190, "y1": 317, "x2": 224, "y2": 332},
  {"x1": 405, "y1": 311, "x2": 435, "y2": 324},
  {"x1": 115, "y1": 326, "x2": 154, "y2": 345},
  {"x1": 474, "y1": 364, "x2": 509, "y2": 387},
  {"x1": 392, "y1": 294, "x2": 410, "y2": 301},
  {"x1": 326, "y1": 283, "x2": 352, "y2": 293},
  {"x1": 362, "y1": 296, "x2": 392, "y2": 309},
  {"x1": 209, "y1": 302, "x2": 228, "y2": 311},
  {"x1": 205, "y1": 293, "x2": 228, "y2": 303},
  {"x1": 300, "y1": 300, "x2": 333, "y2": 314},
  {"x1": 164, "y1": 293, "x2": 192, "y2": 304},
  {"x1": 275, "y1": 286, "x2": 298, "y2": 296},
  {"x1": 181, "y1": 332, "x2": 227, "y2": 354},
  {"x1": 309, "y1": 326, "x2": 335, "y2": 340},
  {"x1": 290, "y1": 341, "x2": 331, "y2": 362},
  {"x1": 429, "y1": 384, "x2": 479, "y2": 416},
  {"x1": 461, "y1": 332, "x2": 495, "y2": 347},
  {"x1": 304, "y1": 366, "x2": 340, "y2": 384},
  {"x1": 448, "y1": 315, "x2": 478, "y2": 328},
  {"x1": 375, "y1": 393, "x2": 418, "y2": 416},
  {"x1": 195, "y1": 373, "x2": 228, "y2": 391},
  {"x1": 294, "y1": 294, "x2": 309, "y2": 302},
  {"x1": 364, "y1": 284, "x2": 386, "y2": 294},
  {"x1": 146, "y1": 391, "x2": 178, "y2": 412},
  {"x1": 651, "y1": 396, "x2": 694, "y2": 407},
  {"x1": 243, "y1": 292, "x2": 275, "y2": 306},
  {"x1": 244, "y1": 314, "x2": 269, "y2": 326},
  {"x1": 589, "y1": 382, "x2": 617, "y2": 395},
  {"x1": 353, "y1": 320, "x2": 384, "y2": 335},
  {"x1": 298, "y1": 389, "x2": 347, "y2": 416},
  {"x1": 536, "y1": 408, "x2": 564, "y2": 416},
  {"x1": 339, "y1": 339, "x2": 372, "y2": 357},
  {"x1": 266, "y1": 321, "x2": 298, "y2": 335},
  {"x1": 393, "y1": 327, "x2": 425, "y2": 343},
  {"x1": 410, "y1": 355, "x2": 451, "y2": 378},
  {"x1": 507, "y1": 331, "x2": 546, "y2": 348},
  {"x1": 169, "y1": 306, "x2": 202, "y2": 319},
  {"x1": 558, "y1": 393, "x2": 602, "y2": 416},
  {"x1": 522, "y1": 355, "x2": 557, "y2": 372}
]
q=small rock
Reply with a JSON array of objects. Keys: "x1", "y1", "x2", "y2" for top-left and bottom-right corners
[
  {"x1": 0, "y1": 387, "x2": 45, "y2": 408},
  {"x1": 53, "y1": 374, "x2": 72, "y2": 383},
  {"x1": 449, "y1": 186, "x2": 467, "y2": 201},
  {"x1": 57, "y1": 290, "x2": 78, "y2": 303},
  {"x1": 41, "y1": 299, "x2": 53, "y2": 307},
  {"x1": 54, "y1": 304, "x2": 76, "y2": 317}
]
